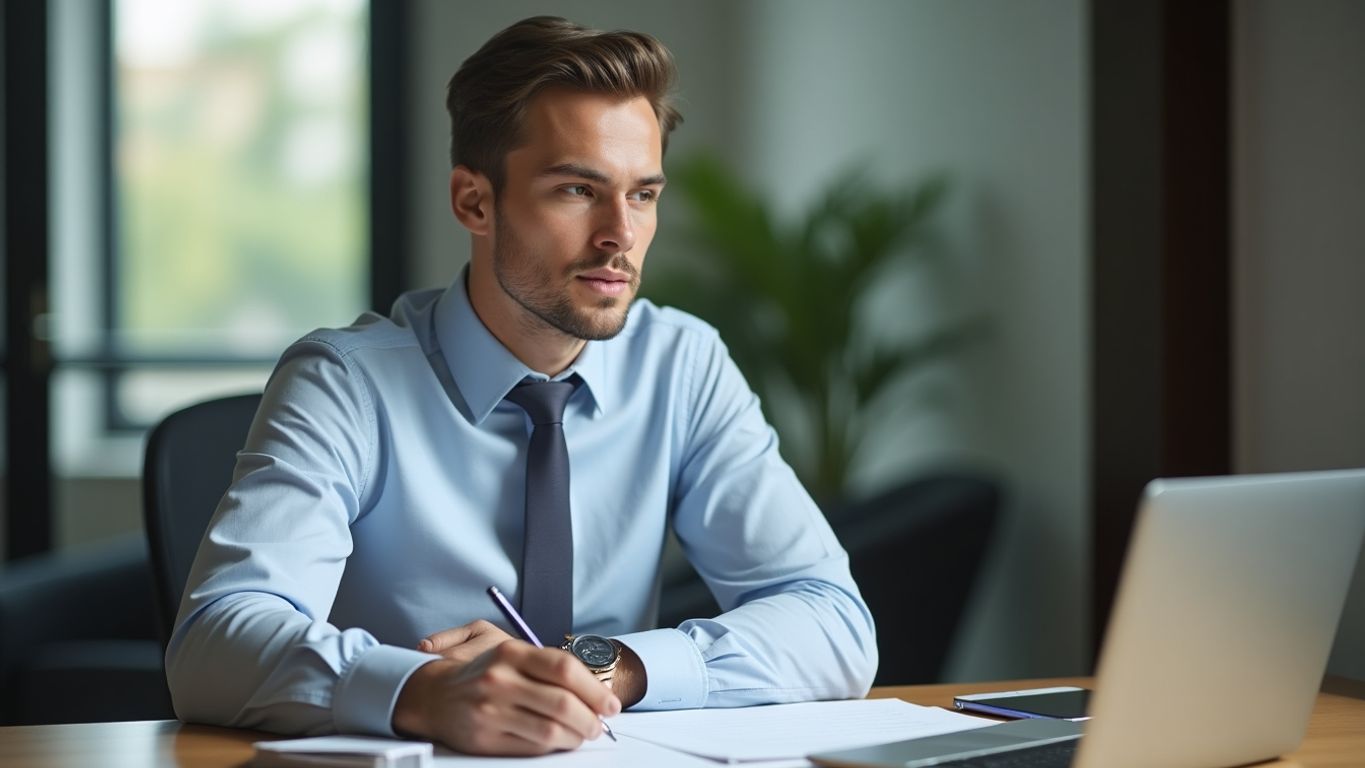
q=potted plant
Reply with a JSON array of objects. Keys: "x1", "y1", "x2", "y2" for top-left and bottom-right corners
[{"x1": 648, "y1": 156, "x2": 999, "y2": 684}]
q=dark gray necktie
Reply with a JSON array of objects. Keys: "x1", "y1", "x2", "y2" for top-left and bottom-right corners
[{"x1": 504, "y1": 379, "x2": 577, "y2": 643}]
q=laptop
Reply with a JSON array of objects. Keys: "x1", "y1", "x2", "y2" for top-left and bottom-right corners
[{"x1": 810, "y1": 468, "x2": 1365, "y2": 768}]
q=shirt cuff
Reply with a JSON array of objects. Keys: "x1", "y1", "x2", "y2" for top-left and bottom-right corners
[
  {"x1": 333, "y1": 644, "x2": 438, "y2": 736},
  {"x1": 614, "y1": 627, "x2": 708, "y2": 710}
]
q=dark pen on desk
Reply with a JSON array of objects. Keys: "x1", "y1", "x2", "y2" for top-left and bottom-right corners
[{"x1": 485, "y1": 585, "x2": 618, "y2": 742}]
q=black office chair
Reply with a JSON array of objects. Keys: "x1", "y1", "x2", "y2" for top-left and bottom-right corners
[
  {"x1": 0, "y1": 535, "x2": 172, "y2": 724},
  {"x1": 142, "y1": 393, "x2": 263, "y2": 647},
  {"x1": 835, "y1": 473, "x2": 1000, "y2": 684}
]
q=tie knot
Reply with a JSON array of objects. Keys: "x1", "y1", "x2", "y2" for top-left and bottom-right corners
[{"x1": 504, "y1": 379, "x2": 576, "y2": 426}]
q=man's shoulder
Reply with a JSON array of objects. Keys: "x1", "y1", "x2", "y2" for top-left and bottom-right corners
[
  {"x1": 288, "y1": 288, "x2": 442, "y2": 362},
  {"x1": 623, "y1": 298, "x2": 722, "y2": 347}
]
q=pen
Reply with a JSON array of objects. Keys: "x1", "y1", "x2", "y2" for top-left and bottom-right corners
[{"x1": 486, "y1": 586, "x2": 618, "y2": 742}]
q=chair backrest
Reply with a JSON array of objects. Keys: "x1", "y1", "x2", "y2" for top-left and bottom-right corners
[
  {"x1": 834, "y1": 472, "x2": 1000, "y2": 685},
  {"x1": 142, "y1": 393, "x2": 262, "y2": 648}
]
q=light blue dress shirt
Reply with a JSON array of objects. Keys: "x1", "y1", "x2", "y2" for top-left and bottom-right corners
[{"x1": 166, "y1": 271, "x2": 877, "y2": 737}]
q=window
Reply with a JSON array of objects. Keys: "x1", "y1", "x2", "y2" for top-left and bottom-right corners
[
  {"x1": 113, "y1": 0, "x2": 368, "y2": 361},
  {"x1": 51, "y1": 0, "x2": 370, "y2": 476},
  {"x1": 6, "y1": 0, "x2": 400, "y2": 556}
]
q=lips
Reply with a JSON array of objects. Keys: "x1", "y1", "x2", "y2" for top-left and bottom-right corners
[
  {"x1": 577, "y1": 268, "x2": 631, "y2": 284},
  {"x1": 578, "y1": 277, "x2": 630, "y2": 297}
]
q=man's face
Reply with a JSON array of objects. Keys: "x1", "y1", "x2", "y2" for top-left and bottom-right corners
[{"x1": 489, "y1": 89, "x2": 665, "y2": 341}]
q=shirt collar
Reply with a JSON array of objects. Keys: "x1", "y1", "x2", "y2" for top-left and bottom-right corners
[{"x1": 434, "y1": 266, "x2": 615, "y2": 423}]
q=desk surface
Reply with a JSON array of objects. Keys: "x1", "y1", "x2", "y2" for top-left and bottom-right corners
[{"x1": 2, "y1": 677, "x2": 1362, "y2": 767}]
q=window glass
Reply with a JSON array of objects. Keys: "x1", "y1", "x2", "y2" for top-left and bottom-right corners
[
  {"x1": 114, "y1": 0, "x2": 367, "y2": 356},
  {"x1": 46, "y1": 0, "x2": 368, "y2": 485}
]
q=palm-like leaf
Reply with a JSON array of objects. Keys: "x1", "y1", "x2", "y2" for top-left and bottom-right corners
[{"x1": 647, "y1": 155, "x2": 973, "y2": 502}]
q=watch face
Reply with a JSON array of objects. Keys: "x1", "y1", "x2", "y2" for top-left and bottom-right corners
[{"x1": 571, "y1": 635, "x2": 617, "y2": 666}]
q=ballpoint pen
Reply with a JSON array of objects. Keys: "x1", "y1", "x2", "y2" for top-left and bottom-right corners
[{"x1": 486, "y1": 585, "x2": 618, "y2": 742}]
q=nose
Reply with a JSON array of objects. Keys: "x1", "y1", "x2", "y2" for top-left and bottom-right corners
[{"x1": 592, "y1": 199, "x2": 636, "y2": 255}]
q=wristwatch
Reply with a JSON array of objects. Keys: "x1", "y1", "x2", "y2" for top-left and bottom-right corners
[{"x1": 560, "y1": 634, "x2": 622, "y2": 683}]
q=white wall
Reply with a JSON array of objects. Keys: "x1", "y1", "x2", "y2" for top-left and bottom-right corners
[
  {"x1": 1234, "y1": 0, "x2": 1365, "y2": 680},
  {"x1": 410, "y1": 0, "x2": 1090, "y2": 680}
]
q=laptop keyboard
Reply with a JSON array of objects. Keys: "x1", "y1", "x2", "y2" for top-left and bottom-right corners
[{"x1": 936, "y1": 739, "x2": 1078, "y2": 767}]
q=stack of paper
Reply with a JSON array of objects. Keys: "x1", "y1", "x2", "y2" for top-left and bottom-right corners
[{"x1": 253, "y1": 736, "x2": 433, "y2": 768}]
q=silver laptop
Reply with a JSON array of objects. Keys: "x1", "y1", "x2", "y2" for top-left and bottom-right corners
[{"x1": 811, "y1": 469, "x2": 1365, "y2": 768}]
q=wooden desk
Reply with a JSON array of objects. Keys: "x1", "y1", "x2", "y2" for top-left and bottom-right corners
[{"x1": 1, "y1": 678, "x2": 1362, "y2": 767}]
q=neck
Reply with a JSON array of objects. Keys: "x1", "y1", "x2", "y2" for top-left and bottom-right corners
[{"x1": 466, "y1": 259, "x2": 585, "y2": 378}]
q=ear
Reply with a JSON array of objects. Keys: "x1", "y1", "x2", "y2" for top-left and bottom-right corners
[{"x1": 450, "y1": 166, "x2": 493, "y2": 236}]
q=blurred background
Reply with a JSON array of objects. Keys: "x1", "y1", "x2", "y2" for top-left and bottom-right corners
[{"x1": 1, "y1": 0, "x2": 1362, "y2": 723}]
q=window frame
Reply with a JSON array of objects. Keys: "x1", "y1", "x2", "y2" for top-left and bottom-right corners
[{"x1": 2, "y1": 0, "x2": 408, "y2": 559}]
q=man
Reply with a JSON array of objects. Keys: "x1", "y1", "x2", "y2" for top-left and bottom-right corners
[{"x1": 166, "y1": 16, "x2": 876, "y2": 756}]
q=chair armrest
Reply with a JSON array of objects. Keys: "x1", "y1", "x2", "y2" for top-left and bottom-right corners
[{"x1": 0, "y1": 535, "x2": 160, "y2": 679}]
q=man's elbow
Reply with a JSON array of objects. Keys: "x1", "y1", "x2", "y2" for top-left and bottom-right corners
[
  {"x1": 844, "y1": 631, "x2": 879, "y2": 698},
  {"x1": 164, "y1": 629, "x2": 216, "y2": 725},
  {"x1": 164, "y1": 611, "x2": 248, "y2": 727},
  {"x1": 814, "y1": 595, "x2": 878, "y2": 699}
]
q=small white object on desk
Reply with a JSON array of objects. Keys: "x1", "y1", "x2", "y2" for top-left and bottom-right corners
[{"x1": 253, "y1": 735, "x2": 433, "y2": 768}]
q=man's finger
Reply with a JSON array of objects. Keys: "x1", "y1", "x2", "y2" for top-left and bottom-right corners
[
  {"x1": 453, "y1": 709, "x2": 560, "y2": 757},
  {"x1": 497, "y1": 671, "x2": 605, "y2": 742},
  {"x1": 477, "y1": 730, "x2": 556, "y2": 757},
  {"x1": 420, "y1": 619, "x2": 508, "y2": 653},
  {"x1": 419, "y1": 625, "x2": 475, "y2": 652},
  {"x1": 515, "y1": 647, "x2": 621, "y2": 717},
  {"x1": 500, "y1": 703, "x2": 593, "y2": 752}
]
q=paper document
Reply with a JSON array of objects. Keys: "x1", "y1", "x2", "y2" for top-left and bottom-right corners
[
  {"x1": 263, "y1": 700, "x2": 991, "y2": 767},
  {"x1": 433, "y1": 734, "x2": 719, "y2": 766},
  {"x1": 609, "y1": 698, "x2": 995, "y2": 762}
]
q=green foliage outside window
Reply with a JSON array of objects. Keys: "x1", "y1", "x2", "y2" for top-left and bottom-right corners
[{"x1": 116, "y1": 0, "x2": 367, "y2": 355}]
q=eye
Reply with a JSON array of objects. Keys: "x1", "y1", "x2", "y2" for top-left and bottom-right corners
[
  {"x1": 631, "y1": 189, "x2": 659, "y2": 203},
  {"x1": 563, "y1": 184, "x2": 591, "y2": 197}
]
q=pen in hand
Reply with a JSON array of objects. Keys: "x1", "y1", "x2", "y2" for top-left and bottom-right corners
[{"x1": 486, "y1": 586, "x2": 618, "y2": 743}]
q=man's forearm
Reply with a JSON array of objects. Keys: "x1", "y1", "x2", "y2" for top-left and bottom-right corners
[
  {"x1": 169, "y1": 595, "x2": 336, "y2": 731},
  {"x1": 168, "y1": 592, "x2": 433, "y2": 736},
  {"x1": 618, "y1": 575, "x2": 877, "y2": 710}
]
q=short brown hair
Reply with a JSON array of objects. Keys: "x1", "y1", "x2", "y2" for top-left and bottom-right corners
[{"x1": 446, "y1": 16, "x2": 683, "y2": 189}]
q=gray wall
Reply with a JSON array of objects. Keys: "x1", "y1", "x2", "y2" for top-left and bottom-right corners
[
  {"x1": 1233, "y1": 0, "x2": 1365, "y2": 680},
  {"x1": 410, "y1": 0, "x2": 1090, "y2": 681}
]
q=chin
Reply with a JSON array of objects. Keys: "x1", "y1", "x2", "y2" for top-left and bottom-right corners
[{"x1": 570, "y1": 306, "x2": 630, "y2": 341}]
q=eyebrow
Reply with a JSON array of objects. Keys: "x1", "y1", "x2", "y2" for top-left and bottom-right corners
[{"x1": 539, "y1": 163, "x2": 666, "y2": 187}]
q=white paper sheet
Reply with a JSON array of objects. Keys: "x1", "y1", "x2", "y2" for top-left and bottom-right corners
[
  {"x1": 432, "y1": 734, "x2": 719, "y2": 766},
  {"x1": 608, "y1": 699, "x2": 995, "y2": 762}
]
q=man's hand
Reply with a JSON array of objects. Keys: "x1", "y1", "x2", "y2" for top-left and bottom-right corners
[
  {"x1": 393, "y1": 641, "x2": 622, "y2": 755},
  {"x1": 417, "y1": 619, "x2": 513, "y2": 666},
  {"x1": 417, "y1": 621, "x2": 646, "y2": 708}
]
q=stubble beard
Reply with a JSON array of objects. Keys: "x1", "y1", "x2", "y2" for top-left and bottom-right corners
[{"x1": 491, "y1": 215, "x2": 640, "y2": 342}]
